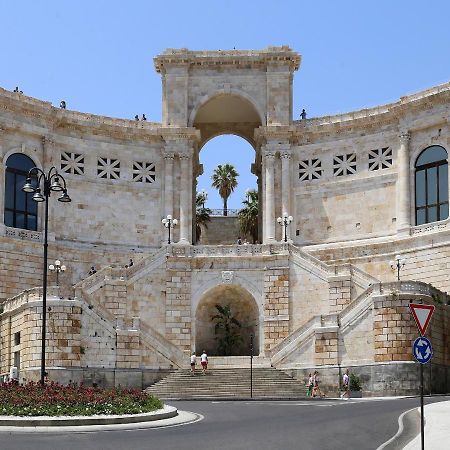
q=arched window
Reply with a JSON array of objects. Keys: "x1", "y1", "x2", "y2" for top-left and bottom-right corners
[
  {"x1": 415, "y1": 145, "x2": 448, "y2": 225},
  {"x1": 4, "y1": 153, "x2": 38, "y2": 230}
]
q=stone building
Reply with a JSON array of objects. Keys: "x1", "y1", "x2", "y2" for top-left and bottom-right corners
[{"x1": 0, "y1": 47, "x2": 449, "y2": 395}]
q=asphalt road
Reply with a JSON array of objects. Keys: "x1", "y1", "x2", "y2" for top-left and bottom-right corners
[{"x1": 1, "y1": 396, "x2": 448, "y2": 450}]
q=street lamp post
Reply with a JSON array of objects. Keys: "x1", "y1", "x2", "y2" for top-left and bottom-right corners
[
  {"x1": 277, "y1": 212, "x2": 293, "y2": 242},
  {"x1": 22, "y1": 167, "x2": 71, "y2": 385},
  {"x1": 250, "y1": 333, "x2": 254, "y2": 399},
  {"x1": 389, "y1": 254, "x2": 406, "y2": 281},
  {"x1": 161, "y1": 215, "x2": 178, "y2": 244},
  {"x1": 48, "y1": 259, "x2": 66, "y2": 286}
]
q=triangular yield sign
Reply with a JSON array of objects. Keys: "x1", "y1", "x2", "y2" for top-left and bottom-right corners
[{"x1": 409, "y1": 303, "x2": 435, "y2": 335}]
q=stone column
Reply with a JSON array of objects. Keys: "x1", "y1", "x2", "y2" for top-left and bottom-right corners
[
  {"x1": 163, "y1": 152, "x2": 174, "y2": 218},
  {"x1": 280, "y1": 149, "x2": 292, "y2": 241},
  {"x1": 396, "y1": 133, "x2": 411, "y2": 235},
  {"x1": 178, "y1": 153, "x2": 191, "y2": 245},
  {"x1": 263, "y1": 150, "x2": 276, "y2": 243}
]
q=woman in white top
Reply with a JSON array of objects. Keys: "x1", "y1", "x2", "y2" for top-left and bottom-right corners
[{"x1": 190, "y1": 353, "x2": 196, "y2": 375}]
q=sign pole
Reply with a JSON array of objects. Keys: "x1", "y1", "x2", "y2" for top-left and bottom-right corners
[
  {"x1": 409, "y1": 302, "x2": 435, "y2": 450},
  {"x1": 420, "y1": 363, "x2": 424, "y2": 450}
]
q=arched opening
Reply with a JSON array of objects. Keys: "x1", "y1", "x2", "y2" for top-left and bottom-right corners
[
  {"x1": 195, "y1": 284, "x2": 260, "y2": 356},
  {"x1": 192, "y1": 93, "x2": 262, "y2": 245},
  {"x1": 4, "y1": 153, "x2": 38, "y2": 230},
  {"x1": 415, "y1": 145, "x2": 448, "y2": 225}
]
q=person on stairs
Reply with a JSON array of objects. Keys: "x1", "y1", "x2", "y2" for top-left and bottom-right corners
[
  {"x1": 190, "y1": 352, "x2": 197, "y2": 375},
  {"x1": 200, "y1": 350, "x2": 208, "y2": 375}
]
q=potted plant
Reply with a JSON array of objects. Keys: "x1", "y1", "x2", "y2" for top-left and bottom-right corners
[{"x1": 349, "y1": 373, "x2": 362, "y2": 398}]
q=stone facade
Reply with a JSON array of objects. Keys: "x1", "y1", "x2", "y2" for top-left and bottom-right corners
[{"x1": 0, "y1": 47, "x2": 449, "y2": 394}]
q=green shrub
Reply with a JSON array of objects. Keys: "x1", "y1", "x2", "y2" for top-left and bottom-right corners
[{"x1": 349, "y1": 373, "x2": 362, "y2": 391}]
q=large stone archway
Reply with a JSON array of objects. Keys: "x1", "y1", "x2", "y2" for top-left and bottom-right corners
[
  {"x1": 195, "y1": 284, "x2": 260, "y2": 356},
  {"x1": 192, "y1": 93, "x2": 263, "y2": 244},
  {"x1": 155, "y1": 47, "x2": 300, "y2": 244}
]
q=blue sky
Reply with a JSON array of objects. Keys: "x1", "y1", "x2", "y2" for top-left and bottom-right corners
[{"x1": 1, "y1": 1, "x2": 449, "y2": 208}]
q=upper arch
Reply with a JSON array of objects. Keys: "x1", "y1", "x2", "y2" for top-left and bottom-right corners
[{"x1": 188, "y1": 89, "x2": 265, "y2": 127}]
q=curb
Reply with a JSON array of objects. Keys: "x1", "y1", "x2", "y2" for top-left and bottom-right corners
[
  {"x1": 377, "y1": 407, "x2": 421, "y2": 450},
  {"x1": 0, "y1": 404, "x2": 177, "y2": 427}
]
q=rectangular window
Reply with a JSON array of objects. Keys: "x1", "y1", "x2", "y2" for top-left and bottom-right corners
[
  {"x1": 439, "y1": 164, "x2": 448, "y2": 202},
  {"x1": 5, "y1": 171, "x2": 15, "y2": 209},
  {"x1": 427, "y1": 167, "x2": 437, "y2": 204},
  {"x1": 440, "y1": 203, "x2": 449, "y2": 220},
  {"x1": 14, "y1": 332, "x2": 20, "y2": 346},
  {"x1": 428, "y1": 206, "x2": 438, "y2": 223},
  {"x1": 415, "y1": 170, "x2": 426, "y2": 207},
  {"x1": 416, "y1": 208, "x2": 426, "y2": 225}
]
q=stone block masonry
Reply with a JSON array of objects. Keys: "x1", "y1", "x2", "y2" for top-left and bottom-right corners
[
  {"x1": 165, "y1": 263, "x2": 192, "y2": 352},
  {"x1": 263, "y1": 266, "x2": 289, "y2": 352}
]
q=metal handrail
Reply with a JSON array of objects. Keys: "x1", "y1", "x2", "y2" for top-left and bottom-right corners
[{"x1": 209, "y1": 208, "x2": 241, "y2": 216}]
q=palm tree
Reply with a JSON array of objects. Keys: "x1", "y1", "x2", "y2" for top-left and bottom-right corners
[
  {"x1": 211, "y1": 304, "x2": 242, "y2": 356},
  {"x1": 195, "y1": 191, "x2": 211, "y2": 243},
  {"x1": 238, "y1": 189, "x2": 259, "y2": 243},
  {"x1": 211, "y1": 164, "x2": 239, "y2": 216}
]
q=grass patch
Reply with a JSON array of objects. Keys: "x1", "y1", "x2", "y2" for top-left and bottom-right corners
[{"x1": 0, "y1": 381, "x2": 162, "y2": 416}]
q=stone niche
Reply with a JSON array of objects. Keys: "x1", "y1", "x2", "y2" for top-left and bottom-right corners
[{"x1": 195, "y1": 284, "x2": 260, "y2": 356}]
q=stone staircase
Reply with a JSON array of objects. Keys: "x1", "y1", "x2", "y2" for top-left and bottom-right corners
[{"x1": 146, "y1": 367, "x2": 308, "y2": 399}]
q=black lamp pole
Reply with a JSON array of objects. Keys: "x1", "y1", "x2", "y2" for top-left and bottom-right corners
[
  {"x1": 250, "y1": 333, "x2": 254, "y2": 398},
  {"x1": 277, "y1": 213, "x2": 293, "y2": 243},
  {"x1": 22, "y1": 167, "x2": 71, "y2": 385},
  {"x1": 162, "y1": 215, "x2": 178, "y2": 244}
]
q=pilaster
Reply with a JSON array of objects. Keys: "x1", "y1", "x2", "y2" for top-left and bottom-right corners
[{"x1": 396, "y1": 132, "x2": 411, "y2": 236}]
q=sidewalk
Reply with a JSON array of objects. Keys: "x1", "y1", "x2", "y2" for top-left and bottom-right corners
[{"x1": 403, "y1": 400, "x2": 450, "y2": 450}]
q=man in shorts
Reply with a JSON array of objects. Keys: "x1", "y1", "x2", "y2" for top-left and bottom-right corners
[
  {"x1": 190, "y1": 352, "x2": 196, "y2": 375},
  {"x1": 341, "y1": 369, "x2": 350, "y2": 399},
  {"x1": 200, "y1": 350, "x2": 208, "y2": 375}
]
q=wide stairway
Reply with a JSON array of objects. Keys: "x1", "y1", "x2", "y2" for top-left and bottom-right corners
[{"x1": 146, "y1": 368, "x2": 307, "y2": 400}]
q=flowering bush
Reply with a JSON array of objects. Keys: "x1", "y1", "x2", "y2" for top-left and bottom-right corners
[{"x1": 0, "y1": 381, "x2": 162, "y2": 416}]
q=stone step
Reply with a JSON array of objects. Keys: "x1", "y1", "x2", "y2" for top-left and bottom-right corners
[{"x1": 146, "y1": 368, "x2": 307, "y2": 399}]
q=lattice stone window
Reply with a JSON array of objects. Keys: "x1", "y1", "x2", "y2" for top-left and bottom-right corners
[
  {"x1": 132, "y1": 161, "x2": 156, "y2": 183},
  {"x1": 97, "y1": 157, "x2": 120, "y2": 180},
  {"x1": 368, "y1": 147, "x2": 393, "y2": 171},
  {"x1": 298, "y1": 158, "x2": 322, "y2": 181},
  {"x1": 333, "y1": 153, "x2": 356, "y2": 177},
  {"x1": 60, "y1": 151, "x2": 85, "y2": 175}
]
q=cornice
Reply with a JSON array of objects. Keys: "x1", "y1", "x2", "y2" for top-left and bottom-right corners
[
  {"x1": 292, "y1": 81, "x2": 450, "y2": 137},
  {"x1": 154, "y1": 46, "x2": 301, "y2": 74}
]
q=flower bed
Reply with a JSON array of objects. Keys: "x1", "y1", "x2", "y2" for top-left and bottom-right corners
[{"x1": 0, "y1": 381, "x2": 162, "y2": 417}]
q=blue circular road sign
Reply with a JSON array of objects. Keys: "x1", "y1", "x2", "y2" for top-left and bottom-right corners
[{"x1": 412, "y1": 336, "x2": 433, "y2": 364}]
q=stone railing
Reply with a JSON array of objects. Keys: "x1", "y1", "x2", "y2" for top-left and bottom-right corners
[
  {"x1": 380, "y1": 280, "x2": 448, "y2": 299},
  {"x1": 138, "y1": 320, "x2": 187, "y2": 368},
  {"x1": 411, "y1": 219, "x2": 449, "y2": 235},
  {"x1": 4, "y1": 226, "x2": 42, "y2": 242},
  {"x1": 1, "y1": 286, "x2": 66, "y2": 314},
  {"x1": 171, "y1": 243, "x2": 290, "y2": 258},
  {"x1": 74, "y1": 246, "x2": 167, "y2": 293}
]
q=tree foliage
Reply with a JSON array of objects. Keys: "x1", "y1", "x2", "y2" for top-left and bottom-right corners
[
  {"x1": 195, "y1": 191, "x2": 211, "y2": 242},
  {"x1": 211, "y1": 304, "x2": 242, "y2": 356},
  {"x1": 238, "y1": 189, "x2": 259, "y2": 243},
  {"x1": 211, "y1": 164, "x2": 239, "y2": 216}
]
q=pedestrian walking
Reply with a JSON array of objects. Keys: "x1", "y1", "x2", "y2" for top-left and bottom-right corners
[
  {"x1": 312, "y1": 370, "x2": 324, "y2": 398},
  {"x1": 200, "y1": 350, "x2": 208, "y2": 375},
  {"x1": 306, "y1": 372, "x2": 313, "y2": 397},
  {"x1": 341, "y1": 369, "x2": 350, "y2": 399},
  {"x1": 190, "y1": 352, "x2": 197, "y2": 375}
]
